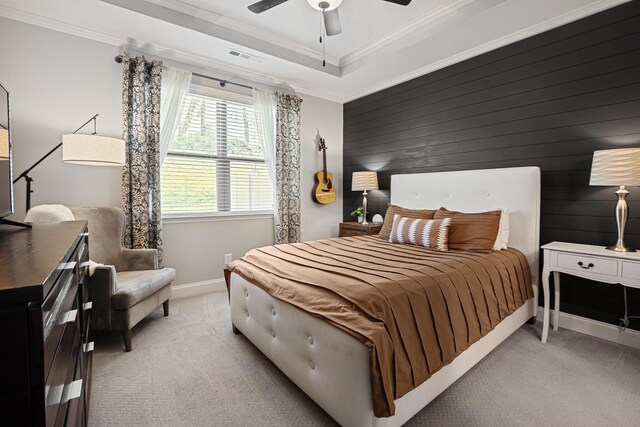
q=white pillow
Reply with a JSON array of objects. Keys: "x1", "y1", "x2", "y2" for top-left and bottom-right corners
[
  {"x1": 492, "y1": 209, "x2": 509, "y2": 251},
  {"x1": 24, "y1": 204, "x2": 74, "y2": 223}
]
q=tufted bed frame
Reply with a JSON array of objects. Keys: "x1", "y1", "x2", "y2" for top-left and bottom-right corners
[{"x1": 229, "y1": 166, "x2": 541, "y2": 426}]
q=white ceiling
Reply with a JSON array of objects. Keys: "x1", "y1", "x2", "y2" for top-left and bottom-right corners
[
  {"x1": 0, "y1": 0, "x2": 629, "y2": 102},
  {"x1": 169, "y1": 0, "x2": 458, "y2": 60}
]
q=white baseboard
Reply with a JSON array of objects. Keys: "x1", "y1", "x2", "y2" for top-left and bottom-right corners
[
  {"x1": 172, "y1": 278, "x2": 226, "y2": 299},
  {"x1": 537, "y1": 306, "x2": 640, "y2": 350}
]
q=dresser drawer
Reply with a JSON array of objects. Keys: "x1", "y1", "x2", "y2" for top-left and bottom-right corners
[
  {"x1": 43, "y1": 267, "x2": 78, "y2": 382},
  {"x1": 621, "y1": 261, "x2": 640, "y2": 280},
  {"x1": 65, "y1": 354, "x2": 86, "y2": 427},
  {"x1": 556, "y1": 253, "x2": 618, "y2": 276},
  {"x1": 45, "y1": 300, "x2": 80, "y2": 427}
]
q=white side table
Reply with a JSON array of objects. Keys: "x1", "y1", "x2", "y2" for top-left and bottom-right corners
[{"x1": 541, "y1": 241, "x2": 640, "y2": 343}]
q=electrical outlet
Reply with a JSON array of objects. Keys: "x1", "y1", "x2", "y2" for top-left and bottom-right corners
[{"x1": 224, "y1": 253, "x2": 232, "y2": 264}]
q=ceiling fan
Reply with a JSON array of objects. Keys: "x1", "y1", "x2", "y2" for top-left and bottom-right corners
[{"x1": 248, "y1": 0, "x2": 412, "y2": 37}]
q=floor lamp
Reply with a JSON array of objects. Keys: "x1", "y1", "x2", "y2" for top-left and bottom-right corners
[
  {"x1": 590, "y1": 148, "x2": 640, "y2": 252},
  {"x1": 11, "y1": 114, "x2": 125, "y2": 227}
]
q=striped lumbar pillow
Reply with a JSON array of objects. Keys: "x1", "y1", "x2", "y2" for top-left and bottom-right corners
[{"x1": 389, "y1": 214, "x2": 452, "y2": 251}]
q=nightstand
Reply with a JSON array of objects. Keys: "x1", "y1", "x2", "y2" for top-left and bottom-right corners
[
  {"x1": 541, "y1": 241, "x2": 640, "y2": 343},
  {"x1": 339, "y1": 222, "x2": 382, "y2": 237}
]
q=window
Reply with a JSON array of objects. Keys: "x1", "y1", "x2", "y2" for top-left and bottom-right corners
[{"x1": 161, "y1": 86, "x2": 273, "y2": 216}]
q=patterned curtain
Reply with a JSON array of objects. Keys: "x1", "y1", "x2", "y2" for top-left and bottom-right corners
[
  {"x1": 274, "y1": 93, "x2": 303, "y2": 244},
  {"x1": 120, "y1": 53, "x2": 164, "y2": 266}
]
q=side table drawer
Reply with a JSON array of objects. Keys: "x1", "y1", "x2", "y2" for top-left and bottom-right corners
[
  {"x1": 621, "y1": 261, "x2": 640, "y2": 280},
  {"x1": 340, "y1": 228, "x2": 363, "y2": 237},
  {"x1": 557, "y1": 253, "x2": 618, "y2": 276}
]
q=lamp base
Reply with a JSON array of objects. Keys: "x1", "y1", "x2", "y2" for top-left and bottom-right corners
[
  {"x1": 608, "y1": 187, "x2": 636, "y2": 252},
  {"x1": 606, "y1": 242, "x2": 636, "y2": 252}
]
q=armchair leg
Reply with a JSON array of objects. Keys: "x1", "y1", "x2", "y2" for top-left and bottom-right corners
[
  {"x1": 122, "y1": 329, "x2": 132, "y2": 352},
  {"x1": 163, "y1": 300, "x2": 169, "y2": 317}
]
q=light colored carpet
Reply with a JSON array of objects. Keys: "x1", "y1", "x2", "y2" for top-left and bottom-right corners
[{"x1": 89, "y1": 292, "x2": 640, "y2": 426}]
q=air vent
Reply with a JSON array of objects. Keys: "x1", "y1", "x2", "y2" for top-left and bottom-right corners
[{"x1": 228, "y1": 49, "x2": 263, "y2": 63}]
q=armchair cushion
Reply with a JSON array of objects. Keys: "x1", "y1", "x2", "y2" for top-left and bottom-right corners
[
  {"x1": 112, "y1": 268, "x2": 176, "y2": 310},
  {"x1": 120, "y1": 248, "x2": 158, "y2": 271}
]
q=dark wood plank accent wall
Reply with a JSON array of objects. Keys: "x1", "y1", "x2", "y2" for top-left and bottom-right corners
[{"x1": 343, "y1": 1, "x2": 640, "y2": 329}]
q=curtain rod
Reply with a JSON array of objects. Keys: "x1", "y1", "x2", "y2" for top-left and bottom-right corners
[{"x1": 114, "y1": 55, "x2": 253, "y2": 91}]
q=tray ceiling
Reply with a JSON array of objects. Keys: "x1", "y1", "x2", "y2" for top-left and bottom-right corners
[{"x1": 0, "y1": 0, "x2": 629, "y2": 102}]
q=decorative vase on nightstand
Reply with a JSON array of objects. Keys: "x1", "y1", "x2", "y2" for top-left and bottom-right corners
[{"x1": 357, "y1": 216, "x2": 364, "y2": 223}]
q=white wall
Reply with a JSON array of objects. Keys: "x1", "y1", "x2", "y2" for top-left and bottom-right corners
[
  {"x1": 0, "y1": 18, "x2": 344, "y2": 286},
  {"x1": 300, "y1": 93, "x2": 343, "y2": 241},
  {"x1": 0, "y1": 18, "x2": 123, "y2": 214}
]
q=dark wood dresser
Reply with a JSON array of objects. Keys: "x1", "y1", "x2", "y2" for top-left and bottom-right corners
[{"x1": 0, "y1": 221, "x2": 92, "y2": 426}]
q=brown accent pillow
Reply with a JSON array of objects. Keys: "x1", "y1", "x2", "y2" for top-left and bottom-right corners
[
  {"x1": 433, "y1": 208, "x2": 501, "y2": 252},
  {"x1": 379, "y1": 203, "x2": 436, "y2": 241}
]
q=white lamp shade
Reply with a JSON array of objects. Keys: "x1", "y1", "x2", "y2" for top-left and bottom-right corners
[
  {"x1": 352, "y1": 171, "x2": 378, "y2": 191},
  {"x1": 62, "y1": 134, "x2": 125, "y2": 166},
  {"x1": 590, "y1": 148, "x2": 640, "y2": 186},
  {"x1": 0, "y1": 128, "x2": 8, "y2": 159}
]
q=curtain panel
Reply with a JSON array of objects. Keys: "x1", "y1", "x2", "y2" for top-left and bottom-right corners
[
  {"x1": 274, "y1": 93, "x2": 303, "y2": 244},
  {"x1": 252, "y1": 88, "x2": 276, "y2": 191},
  {"x1": 120, "y1": 53, "x2": 165, "y2": 267},
  {"x1": 160, "y1": 66, "x2": 192, "y2": 164}
]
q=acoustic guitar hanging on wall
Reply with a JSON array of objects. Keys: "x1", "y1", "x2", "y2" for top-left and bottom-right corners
[{"x1": 313, "y1": 138, "x2": 336, "y2": 204}]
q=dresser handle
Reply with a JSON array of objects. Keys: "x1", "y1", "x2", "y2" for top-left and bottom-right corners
[
  {"x1": 578, "y1": 261, "x2": 594, "y2": 269},
  {"x1": 62, "y1": 309, "x2": 78, "y2": 324},
  {"x1": 61, "y1": 379, "x2": 83, "y2": 403},
  {"x1": 57, "y1": 261, "x2": 77, "y2": 271}
]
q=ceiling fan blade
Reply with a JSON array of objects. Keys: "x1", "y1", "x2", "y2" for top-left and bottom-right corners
[
  {"x1": 381, "y1": 0, "x2": 412, "y2": 5},
  {"x1": 323, "y1": 8, "x2": 342, "y2": 36},
  {"x1": 248, "y1": 0, "x2": 289, "y2": 14}
]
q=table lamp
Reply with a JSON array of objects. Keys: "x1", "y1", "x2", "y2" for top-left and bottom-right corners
[
  {"x1": 351, "y1": 171, "x2": 378, "y2": 224},
  {"x1": 590, "y1": 148, "x2": 640, "y2": 252}
]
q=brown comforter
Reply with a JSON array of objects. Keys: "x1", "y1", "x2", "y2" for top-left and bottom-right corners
[{"x1": 226, "y1": 236, "x2": 532, "y2": 417}]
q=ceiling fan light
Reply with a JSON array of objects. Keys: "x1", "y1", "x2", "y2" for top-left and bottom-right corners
[{"x1": 307, "y1": 0, "x2": 342, "y2": 11}]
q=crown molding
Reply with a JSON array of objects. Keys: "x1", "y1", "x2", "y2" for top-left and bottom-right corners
[
  {"x1": 0, "y1": 4, "x2": 124, "y2": 47},
  {"x1": 342, "y1": 0, "x2": 631, "y2": 102},
  {"x1": 100, "y1": 0, "x2": 341, "y2": 76},
  {"x1": 1, "y1": 0, "x2": 629, "y2": 105},
  {"x1": 0, "y1": 4, "x2": 344, "y2": 103},
  {"x1": 145, "y1": 0, "x2": 341, "y2": 67},
  {"x1": 339, "y1": 0, "x2": 474, "y2": 67}
]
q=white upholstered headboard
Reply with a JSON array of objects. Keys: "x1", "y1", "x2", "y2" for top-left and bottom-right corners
[{"x1": 390, "y1": 166, "x2": 541, "y2": 285}]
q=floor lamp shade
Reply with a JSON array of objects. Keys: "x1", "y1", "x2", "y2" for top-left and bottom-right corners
[
  {"x1": 62, "y1": 134, "x2": 125, "y2": 166},
  {"x1": 589, "y1": 148, "x2": 640, "y2": 252}
]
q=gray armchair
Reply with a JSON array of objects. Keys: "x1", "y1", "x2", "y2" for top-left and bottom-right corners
[{"x1": 71, "y1": 207, "x2": 175, "y2": 352}]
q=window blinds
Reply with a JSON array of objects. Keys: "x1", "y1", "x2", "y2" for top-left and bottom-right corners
[{"x1": 161, "y1": 91, "x2": 273, "y2": 215}]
